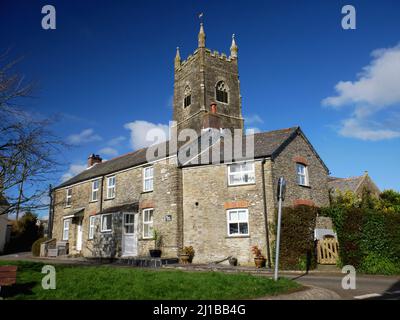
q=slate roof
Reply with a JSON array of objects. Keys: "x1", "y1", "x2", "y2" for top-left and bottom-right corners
[
  {"x1": 56, "y1": 126, "x2": 328, "y2": 189},
  {"x1": 328, "y1": 175, "x2": 365, "y2": 193}
]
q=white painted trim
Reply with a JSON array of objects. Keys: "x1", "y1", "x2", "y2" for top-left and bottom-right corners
[
  {"x1": 226, "y1": 208, "x2": 250, "y2": 237},
  {"x1": 143, "y1": 166, "x2": 154, "y2": 192},
  {"x1": 227, "y1": 162, "x2": 256, "y2": 186},
  {"x1": 142, "y1": 208, "x2": 154, "y2": 239},
  {"x1": 100, "y1": 213, "x2": 112, "y2": 232}
]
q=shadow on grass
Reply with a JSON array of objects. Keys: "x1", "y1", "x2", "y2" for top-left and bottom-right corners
[{"x1": 0, "y1": 281, "x2": 36, "y2": 299}]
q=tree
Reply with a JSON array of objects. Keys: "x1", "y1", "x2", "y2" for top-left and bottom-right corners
[{"x1": 0, "y1": 52, "x2": 65, "y2": 218}]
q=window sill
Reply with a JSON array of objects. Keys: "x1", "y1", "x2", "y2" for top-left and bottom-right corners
[
  {"x1": 104, "y1": 197, "x2": 115, "y2": 201},
  {"x1": 89, "y1": 200, "x2": 99, "y2": 203},
  {"x1": 141, "y1": 190, "x2": 153, "y2": 194},
  {"x1": 226, "y1": 235, "x2": 250, "y2": 239},
  {"x1": 64, "y1": 206, "x2": 72, "y2": 209},
  {"x1": 298, "y1": 184, "x2": 311, "y2": 189},
  {"x1": 140, "y1": 237, "x2": 155, "y2": 241},
  {"x1": 228, "y1": 183, "x2": 256, "y2": 187},
  {"x1": 100, "y1": 230, "x2": 112, "y2": 233}
]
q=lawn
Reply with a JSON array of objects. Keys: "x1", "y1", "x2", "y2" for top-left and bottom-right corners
[{"x1": 0, "y1": 260, "x2": 301, "y2": 300}]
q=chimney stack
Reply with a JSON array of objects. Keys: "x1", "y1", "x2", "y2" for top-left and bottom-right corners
[{"x1": 88, "y1": 154, "x2": 102, "y2": 167}]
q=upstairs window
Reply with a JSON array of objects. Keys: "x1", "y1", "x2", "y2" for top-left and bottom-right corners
[
  {"x1": 66, "y1": 188, "x2": 72, "y2": 207},
  {"x1": 216, "y1": 81, "x2": 228, "y2": 103},
  {"x1": 184, "y1": 86, "x2": 191, "y2": 108},
  {"x1": 143, "y1": 166, "x2": 154, "y2": 192},
  {"x1": 228, "y1": 162, "x2": 255, "y2": 186},
  {"x1": 296, "y1": 163, "x2": 309, "y2": 186},
  {"x1": 91, "y1": 179, "x2": 100, "y2": 202},
  {"x1": 106, "y1": 176, "x2": 116, "y2": 199}
]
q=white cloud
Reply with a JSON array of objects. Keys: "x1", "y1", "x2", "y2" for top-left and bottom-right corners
[
  {"x1": 107, "y1": 136, "x2": 126, "y2": 147},
  {"x1": 124, "y1": 120, "x2": 169, "y2": 150},
  {"x1": 67, "y1": 129, "x2": 102, "y2": 145},
  {"x1": 98, "y1": 147, "x2": 119, "y2": 157},
  {"x1": 339, "y1": 118, "x2": 400, "y2": 141},
  {"x1": 322, "y1": 43, "x2": 400, "y2": 141},
  {"x1": 244, "y1": 114, "x2": 264, "y2": 125},
  {"x1": 61, "y1": 163, "x2": 87, "y2": 182}
]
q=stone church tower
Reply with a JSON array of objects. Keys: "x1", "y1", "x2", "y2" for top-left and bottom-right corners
[{"x1": 173, "y1": 23, "x2": 244, "y2": 136}]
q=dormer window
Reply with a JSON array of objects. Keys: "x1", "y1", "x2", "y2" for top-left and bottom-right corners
[
  {"x1": 216, "y1": 81, "x2": 228, "y2": 103},
  {"x1": 184, "y1": 86, "x2": 191, "y2": 108}
]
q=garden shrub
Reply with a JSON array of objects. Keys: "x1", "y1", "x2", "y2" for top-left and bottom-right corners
[{"x1": 275, "y1": 205, "x2": 317, "y2": 270}]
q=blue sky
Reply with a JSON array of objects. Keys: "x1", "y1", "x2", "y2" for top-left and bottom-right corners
[{"x1": 1, "y1": 0, "x2": 399, "y2": 203}]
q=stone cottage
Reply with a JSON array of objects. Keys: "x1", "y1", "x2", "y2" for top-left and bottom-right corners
[{"x1": 50, "y1": 24, "x2": 331, "y2": 264}]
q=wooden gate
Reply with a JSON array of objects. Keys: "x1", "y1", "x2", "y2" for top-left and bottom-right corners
[{"x1": 317, "y1": 238, "x2": 339, "y2": 265}]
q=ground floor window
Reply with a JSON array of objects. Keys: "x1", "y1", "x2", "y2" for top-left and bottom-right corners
[
  {"x1": 101, "y1": 214, "x2": 112, "y2": 232},
  {"x1": 62, "y1": 219, "x2": 70, "y2": 240},
  {"x1": 89, "y1": 216, "x2": 96, "y2": 239},
  {"x1": 227, "y1": 209, "x2": 249, "y2": 236},
  {"x1": 143, "y1": 208, "x2": 154, "y2": 239}
]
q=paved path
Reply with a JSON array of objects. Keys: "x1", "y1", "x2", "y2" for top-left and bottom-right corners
[{"x1": 284, "y1": 272, "x2": 400, "y2": 300}]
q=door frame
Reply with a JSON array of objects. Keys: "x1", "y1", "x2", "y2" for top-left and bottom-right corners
[
  {"x1": 122, "y1": 212, "x2": 138, "y2": 257},
  {"x1": 76, "y1": 219, "x2": 83, "y2": 252}
]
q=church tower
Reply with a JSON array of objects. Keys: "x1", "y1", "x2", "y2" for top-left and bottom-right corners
[{"x1": 173, "y1": 23, "x2": 244, "y2": 136}]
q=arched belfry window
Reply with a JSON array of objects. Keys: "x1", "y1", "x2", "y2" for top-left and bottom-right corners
[
  {"x1": 216, "y1": 81, "x2": 228, "y2": 103},
  {"x1": 184, "y1": 86, "x2": 191, "y2": 108}
]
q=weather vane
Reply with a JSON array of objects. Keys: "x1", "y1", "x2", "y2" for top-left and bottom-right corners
[{"x1": 198, "y1": 12, "x2": 204, "y2": 24}]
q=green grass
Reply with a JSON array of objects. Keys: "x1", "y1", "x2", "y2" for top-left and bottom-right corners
[{"x1": 0, "y1": 260, "x2": 300, "y2": 300}]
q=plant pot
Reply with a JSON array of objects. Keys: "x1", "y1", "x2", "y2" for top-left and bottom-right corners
[
  {"x1": 254, "y1": 257, "x2": 266, "y2": 268},
  {"x1": 149, "y1": 249, "x2": 162, "y2": 258},
  {"x1": 179, "y1": 253, "x2": 190, "y2": 264},
  {"x1": 229, "y1": 257, "x2": 238, "y2": 266}
]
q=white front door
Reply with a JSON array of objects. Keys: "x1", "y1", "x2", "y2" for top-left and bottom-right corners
[
  {"x1": 122, "y1": 213, "x2": 138, "y2": 257},
  {"x1": 76, "y1": 220, "x2": 83, "y2": 251}
]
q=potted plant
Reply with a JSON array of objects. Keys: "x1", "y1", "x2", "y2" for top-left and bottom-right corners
[
  {"x1": 179, "y1": 246, "x2": 195, "y2": 264},
  {"x1": 229, "y1": 257, "x2": 238, "y2": 266},
  {"x1": 251, "y1": 245, "x2": 266, "y2": 268},
  {"x1": 149, "y1": 229, "x2": 163, "y2": 258}
]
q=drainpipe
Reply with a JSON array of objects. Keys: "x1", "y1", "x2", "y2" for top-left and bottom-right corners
[
  {"x1": 48, "y1": 184, "x2": 54, "y2": 239},
  {"x1": 99, "y1": 177, "x2": 104, "y2": 214},
  {"x1": 261, "y1": 158, "x2": 272, "y2": 269}
]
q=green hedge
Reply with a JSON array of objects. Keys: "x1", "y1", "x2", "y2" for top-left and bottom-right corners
[
  {"x1": 274, "y1": 205, "x2": 317, "y2": 270},
  {"x1": 322, "y1": 191, "x2": 400, "y2": 275}
]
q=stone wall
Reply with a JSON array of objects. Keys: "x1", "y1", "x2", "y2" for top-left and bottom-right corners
[
  {"x1": 52, "y1": 158, "x2": 182, "y2": 258},
  {"x1": 271, "y1": 132, "x2": 330, "y2": 208},
  {"x1": 182, "y1": 160, "x2": 271, "y2": 265}
]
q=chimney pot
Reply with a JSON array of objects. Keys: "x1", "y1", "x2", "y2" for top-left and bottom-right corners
[
  {"x1": 210, "y1": 103, "x2": 217, "y2": 114},
  {"x1": 88, "y1": 154, "x2": 102, "y2": 167}
]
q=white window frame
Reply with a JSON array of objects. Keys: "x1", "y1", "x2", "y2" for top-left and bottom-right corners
[
  {"x1": 142, "y1": 208, "x2": 154, "y2": 239},
  {"x1": 88, "y1": 216, "x2": 96, "y2": 240},
  {"x1": 296, "y1": 163, "x2": 309, "y2": 186},
  {"x1": 65, "y1": 188, "x2": 72, "y2": 207},
  {"x1": 91, "y1": 179, "x2": 100, "y2": 202},
  {"x1": 101, "y1": 214, "x2": 112, "y2": 232},
  {"x1": 106, "y1": 176, "x2": 116, "y2": 199},
  {"x1": 227, "y1": 162, "x2": 255, "y2": 186},
  {"x1": 143, "y1": 166, "x2": 154, "y2": 192},
  {"x1": 227, "y1": 209, "x2": 249, "y2": 237},
  {"x1": 62, "y1": 218, "x2": 70, "y2": 241}
]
